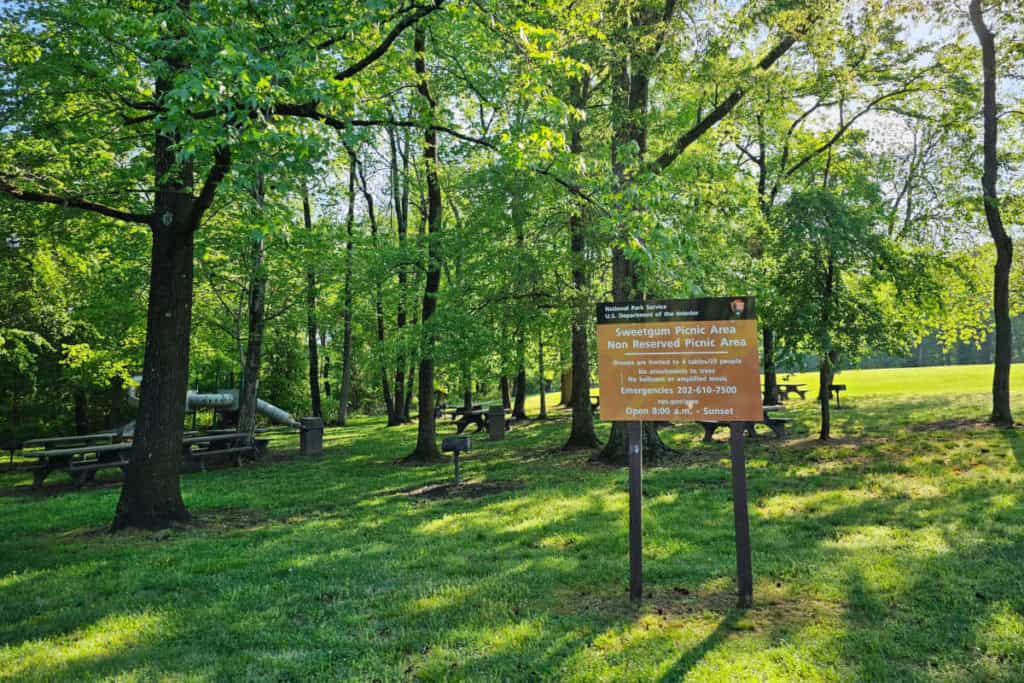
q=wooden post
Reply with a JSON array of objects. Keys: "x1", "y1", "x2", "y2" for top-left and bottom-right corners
[
  {"x1": 627, "y1": 421, "x2": 643, "y2": 601},
  {"x1": 729, "y1": 422, "x2": 753, "y2": 607}
]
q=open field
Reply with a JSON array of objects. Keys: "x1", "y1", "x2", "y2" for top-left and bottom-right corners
[{"x1": 2, "y1": 364, "x2": 1024, "y2": 681}]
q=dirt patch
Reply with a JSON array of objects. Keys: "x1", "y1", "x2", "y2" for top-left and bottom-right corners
[
  {"x1": 908, "y1": 417, "x2": 997, "y2": 432},
  {"x1": 55, "y1": 506, "x2": 271, "y2": 540},
  {"x1": 185, "y1": 506, "x2": 271, "y2": 530},
  {"x1": 396, "y1": 479, "x2": 523, "y2": 500},
  {"x1": 557, "y1": 583, "x2": 840, "y2": 630}
]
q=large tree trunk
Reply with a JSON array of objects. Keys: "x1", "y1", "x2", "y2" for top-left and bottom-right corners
[
  {"x1": 237, "y1": 231, "x2": 267, "y2": 436},
  {"x1": 338, "y1": 159, "x2": 356, "y2": 426},
  {"x1": 406, "y1": 24, "x2": 442, "y2": 462},
  {"x1": 110, "y1": 77, "x2": 223, "y2": 528},
  {"x1": 970, "y1": 0, "x2": 1013, "y2": 426},
  {"x1": 302, "y1": 186, "x2": 322, "y2": 418},
  {"x1": 562, "y1": 79, "x2": 600, "y2": 450},
  {"x1": 596, "y1": 16, "x2": 673, "y2": 466},
  {"x1": 113, "y1": 220, "x2": 192, "y2": 529},
  {"x1": 559, "y1": 367, "x2": 572, "y2": 407}
]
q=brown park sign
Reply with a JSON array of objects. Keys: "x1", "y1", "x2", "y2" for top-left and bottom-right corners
[{"x1": 596, "y1": 298, "x2": 762, "y2": 422}]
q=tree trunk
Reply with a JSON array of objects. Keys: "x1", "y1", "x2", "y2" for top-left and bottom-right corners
[
  {"x1": 512, "y1": 343, "x2": 528, "y2": 421},
  {"x1": 302, "y1": 186, "x2": 322, "y2": 418},
  {"x1": 562, "y1": 78, "x2": 600, "y2": 450},
  {"x1": 595, "y1": 22, "x2": 672, "y2": 465},
  {"x1": 763, "y1": 327, "x2": 779, "y2": 404},
  {"x1": 74, "y1": 390, "x2": 88, "y2": 435},
  {"x1": 237, "y1": 233, "x2": 267, "y2": 436},
  {"x1": 970, "y1": 0, "x2": 1013, "y2": 426},
  {"x1": 113, "y1": 221, "x2": 192, "y2": 529},
  {"x1": 109, "y1": 375, "x2": 125, "y2": 429},
  {"x1": 537, "y1": 334, "x2": 548, "y2": 419},
  {"x1": 405, "y1": 24, "x2": 442, "y2": 462},
  {"x1": 559, "y1": 367, "x2": 572, "y2": 407},
  {"x1": 389, "y1": 125, "x2": 412, "y2": 426},
  {"x1": 819, "y1": 353, "x2": 834, "y2": 440},
  {"x1": 338, "y1": 159, "x2": 356, "y2": 426},
  {"x1": 500, "y1": 376, "x2": 511, "y2": 410}
]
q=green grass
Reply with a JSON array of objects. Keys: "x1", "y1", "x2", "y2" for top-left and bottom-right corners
[
  {"x1": 777, "y1": 362, "x2": 1017, "y2": 398},
  {"x1": 2, "y1": 364, "x2": 1024, "y2": 681}
]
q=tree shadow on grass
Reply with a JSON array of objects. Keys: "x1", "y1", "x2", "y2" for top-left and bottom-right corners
[{"x1": 4, "y1": 404, "x2": 1024, "y2": 679}]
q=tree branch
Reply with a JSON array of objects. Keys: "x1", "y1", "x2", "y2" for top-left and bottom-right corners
[
  {"x1": 0, "y1": 177, "x2": 152, "y2": 225},
  {"x1": 189, "y1": 145, "x2": 232, "y2": 229},
  {"x1": 647, "y1": 35, "x2": 796, "y2": 175},
  {"x1": 332, "y1": 1, "x2": 444, "y2": 82}
]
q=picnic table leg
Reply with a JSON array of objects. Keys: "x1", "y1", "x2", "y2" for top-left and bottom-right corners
[
  {"x1": 474, "y1": 416, "x2": 486, "y2": 433},
  {"x1": 32, "y1": 466, "x2": 49, "y2": 489},
  {"x1": 768, "y1": 420, "x2": 785, "y2": 438},
  {"x1": 456, "y1": 419, "x2": 468, "y2": 435}
]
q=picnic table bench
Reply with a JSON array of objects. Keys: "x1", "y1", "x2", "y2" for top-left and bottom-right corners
[
  {"x1": 697, "y1": 406, "x2": 792, "y2": 443},
  {"x1": 777, "y1": 383, "x2": 808, "y2": 400},
  {"x1": 829, "y1": 384, "x2": 847, "y2": 407},
  {"x1": 24, "y1": 441, "x2": 132, "y2": 488},
  {"x1": 182, "y1": 432, "x2": 268, "y2": 471}
]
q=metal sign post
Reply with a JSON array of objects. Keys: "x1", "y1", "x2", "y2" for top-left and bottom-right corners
[
  {"x1": 729, "y1": 423, "x2": 753, "y2": 607},
  {"x1": 627, "y1": 421, "x2": 643, "y2": 601}
]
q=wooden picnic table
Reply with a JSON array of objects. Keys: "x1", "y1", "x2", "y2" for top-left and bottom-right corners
[
  {"x1": 829, "y1": 383, "x2": 847, "y2": 407},
  {"x1": 23, "y1": 432, "x2": 116, "y2": 450},
  {"x1": 777, "y1": 383, "x2": 808, "y2": 400},
  {"x1": 697, "y1": 405, "x2": 792, "y2": 442},
  {"x1": 23, "y1": 441, "x2": 132, "y2": 488}
]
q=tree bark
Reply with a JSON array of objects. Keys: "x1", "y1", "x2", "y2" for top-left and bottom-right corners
[
  {"x1": 238, "y1": 175, "x2": 268, "y2": 436},
  {"x1": 562, "y1": 79, "x2": 600, "y2": 450},
  {"x1": 74, "y1": 390, "x2": 89, "y2": 435},
  {"x1": 109, "y1": 375, "x2": 125, "y2": 429},
  {"x1": 113, "y1": 219, "x2": 193, "y2": 529},
  {"x1": 237, "y1": 229, "x2": 267, "y2": 436},
  {"x1": 970, "y1": 0, "x2": 1013, "y2": 425},
  {"x1": 500, "y1": 376, "x2": 512, "y2": 410},
  {"x1": 596, "y1": 6, "x2": 672, "y2": 465},
  {"x1": 112, "y1": 59, "x2": 235, "y2": 527},
  {"x1": 763, "y1": 328, "x2": 779, "y2": 404},
  {"x1": 559, "y1": 367, "x2": 572, "y2": 407},
  {"x1": 302, "y1": 186, "x2": 322, "y2": 418},
  {"x1": 338, "y1": 158, "x2": 356, "y2": 426},
  {"x1": 819, "y1": 352, "x2": 837, "y2": 441},
  {"x1": 389, "y1": 126, "x2": 412, "y2": 425},
  {"x1": 537, "y1": 334, "x2": 548, "y2": 419},
  {"x1": 405, "y1": 24, "x2": 443, "y2": 462},
  {"x1": 512, "y1": 336, "x2": 528, "y2": 420}
]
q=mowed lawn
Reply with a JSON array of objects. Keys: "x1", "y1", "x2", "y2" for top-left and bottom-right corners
[{"x1": 2, "y1": 364, "x2": 1024, "y2": 681}]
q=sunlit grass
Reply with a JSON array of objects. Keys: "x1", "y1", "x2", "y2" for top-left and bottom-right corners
[{"x1": 2, "y1": 364, "x2": 1024, "y2": 680}]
